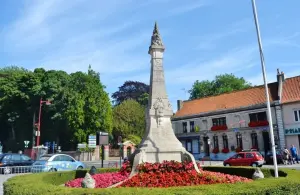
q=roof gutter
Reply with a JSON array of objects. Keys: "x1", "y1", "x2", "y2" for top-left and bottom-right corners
[{"x1": 172, "y1": 102, "x2": 277, "y2": 121}]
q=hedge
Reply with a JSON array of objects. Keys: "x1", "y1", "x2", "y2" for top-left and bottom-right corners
[{"x1": 3, "y1": 167, "x2": 300, "y2": 195}]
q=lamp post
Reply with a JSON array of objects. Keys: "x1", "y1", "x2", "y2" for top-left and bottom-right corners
[
  {"x1": 251, "y1": 0, "x2": 278, "y2": 177},
  {"x1": 118, "y1": 136, "x2": 123, "y2": 168},
  {"x1": 207, "y1": 138, "x2": 211, "y2": 166},
  {"x1": 35, "y1": 98, "x2": 51, "y2": 146}
]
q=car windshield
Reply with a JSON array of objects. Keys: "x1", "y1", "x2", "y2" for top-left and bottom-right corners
[
  {"x1": 38, "y1": 156, "x2": 52, "y2": 161},
  {"x1": 255, "y1": 152, "x2": 262, "y2": 157}
]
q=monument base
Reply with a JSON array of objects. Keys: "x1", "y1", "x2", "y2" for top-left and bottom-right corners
[{"x1": 129, "y1": 147, "x2": 200, "y2": 177}]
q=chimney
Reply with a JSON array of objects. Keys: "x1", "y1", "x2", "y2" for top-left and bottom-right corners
[
  {"x1": 277, "y1": 68, "x2": 285, "y2": 101},
  {"x1": 177, "y1": 100, "x2": 183, "y2": 111}
]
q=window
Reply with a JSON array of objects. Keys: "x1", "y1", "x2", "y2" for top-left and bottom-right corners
[
  {"x1": 182, "y1": 122, "x2": 187, "y2": 133},
  {"x1": 212, "y1": 117, "x2": 226, "y2": 126},
  {"x1": 190, "y1": 121, "x2": 195, "y2": 132},
  {"x1": 294, "y1": 110, "x2": 300, "y2": 122},
  {"x1": 245, "y1": 153, "x2": 254, "y2": 158},
  {"x1": 249, "y1": 112, "x2": 267, "y2": 122},
  {"x1": 187, "y1": 140, "x2": 192, "y2": 152},
  {"x1": 233, "y1": 153, "x2": 244, "y2": 159},
  {"x1": 21, "y1": 155, "x2": 31, "y2": 161},
  {"x1": 192, "y1": 139, "x2": 199, "y2": 153},
  {"x1": 236, "y1": 132, "x2": 243, "y2": 149},
  {"x1": 11, "y1": 154, "x2": 21, "y2": 161},
  {"x1": 61, "y1": 155, "x2": 74, "y2": 162},
  {"x1": 2, "y1": 155, "x2": 11, "y2": 161},
  {"x1": 251, "y1": 132, "x2": 258, "y2": 148},
  {"x1": 213, "y1": 135, "x2": 218, "y2": 149},
  {"x1": 53, "y1": 155, "x2": 63, "y2": 161},
  {"x1": 222, "y1": 134, "x2": 228, "y2": 149}
]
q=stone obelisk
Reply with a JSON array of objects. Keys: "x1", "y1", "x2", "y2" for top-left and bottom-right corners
[{"x1": 130, "y1": 22, "x2": 199, "y2": 176}]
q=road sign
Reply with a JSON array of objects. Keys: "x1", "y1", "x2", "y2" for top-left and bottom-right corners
[
  {"x1": 88, "y1": 135, "x2": 97, "y2": 148},
  {"x1": 77, "y1": 143, "x2": 86, "y2": 149},
  {"x1": 98, "y1": 131, "x2": 109, "y2": 145}
]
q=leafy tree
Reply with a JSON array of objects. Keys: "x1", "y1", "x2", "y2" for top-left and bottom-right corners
[
  {"x1": 64, "y1": 68, "x2": 112, "y2": 145},
  {"x1": 0, "y1": 65, "x2": 112, "y2": 152},
  {"x1": 112, "y1": 81, "x2": 149, "y2": 107},
  {"x1": 112, "y1": 99, "x2": 145, "y2": 145},
  {"x1": 189, "y1": 73, "x2": 252, "y2": 100}
]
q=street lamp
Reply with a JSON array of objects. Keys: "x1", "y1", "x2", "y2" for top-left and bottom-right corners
[
  {"x1": 118, "y1": 136, "x2": 123, "y2": 168},
  {"x1": 35, "y1": 98, "x2": 51, "y2": 146},
  {"x1": 251, "y1": 0, "x2": 278, "y2": 177}
]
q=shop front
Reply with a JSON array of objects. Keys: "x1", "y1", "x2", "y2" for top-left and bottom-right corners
[{"x1": 285, "y1": 127, "x2": 300, "y2": 149}]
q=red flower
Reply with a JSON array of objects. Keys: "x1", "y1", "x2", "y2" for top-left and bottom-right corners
[
  {"x1": 248, "y1": 120, "x2": 269, "y2": 127},
  {"x1": 212, "y1": 148, "x2": 219, "y2": 154},
  {"x1": 211, "y1": 125, "x2": 228, "y2": 131},
  {"x1": 222, "y1": 148, "x2": 229, "y2": 153}
]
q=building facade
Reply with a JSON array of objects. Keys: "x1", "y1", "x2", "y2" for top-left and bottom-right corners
[
  {"x1": 281, "y1": 75, "x2": 300, "y2": 148},
  {"x1": 171, "y1": 70, "x2": 299, "y2": 161}
]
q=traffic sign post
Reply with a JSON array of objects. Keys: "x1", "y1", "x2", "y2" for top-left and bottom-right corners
[
  {"x1": 88, "y1": 135, "x2": 97, "y2": 148},
  {"x1": 98, "y1": 132, "x2": 109, "y2": 168}
]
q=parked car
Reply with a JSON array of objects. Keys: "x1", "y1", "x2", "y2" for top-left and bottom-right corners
[
  {"x1": 31, "y1": 154, "x2": 86, "y2": 172},
  {"x1": 0, "y1": 153, "x2": 34, "y2": 174},
  {"x1": 265, "y1": 149, "x2": 284, "y2": 164},
  {"x1": 223, "y1": 151, "x2": 265, "y2": 167}
]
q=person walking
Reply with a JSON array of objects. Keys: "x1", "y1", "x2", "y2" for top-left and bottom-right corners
[
  {"x1": 290, "y1": 145, "x2": 299, "y2": 164},
  {"x1": 283, "y1": 147, "x2": 292, "y2": 165}
]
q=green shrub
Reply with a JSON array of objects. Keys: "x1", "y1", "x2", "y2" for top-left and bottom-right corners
[
  {"x1": 202, "y1": 166, "x2": 287, "y2": 178},
  {"x1": 3, "y1": 167, "x2": 300, "y2": 195}
]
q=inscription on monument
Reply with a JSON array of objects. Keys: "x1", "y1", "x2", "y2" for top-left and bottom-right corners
[{"x1": 154, "y1": 59, "x2": 163, "y2": 70}]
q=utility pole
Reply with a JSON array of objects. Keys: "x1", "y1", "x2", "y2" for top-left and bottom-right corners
[{"x1": 251, "y1": 0, "x2": 278, "y2": 178}]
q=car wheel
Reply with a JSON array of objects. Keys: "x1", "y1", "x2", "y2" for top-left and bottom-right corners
[
  {"x1": 3, "y1": 167, "x2": 11, "y2": 175},
  {"x1": 77, "y1": 166, "x2": 83, "y2": 170},
  {"x1": 49, "y1": 168, "x2": 56, "y2": 172},
  {"x1": 224, "y1": 163, "x2": 230, "y2": 167},
  {"x1": 251, "y1": 163, "x2": 258, "y2": 167}
]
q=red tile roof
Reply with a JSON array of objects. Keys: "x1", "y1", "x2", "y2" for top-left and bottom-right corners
[
  {"x1": 282, "y1": 76, "x2": 300, "y2": 104},
  {"x1": 174, "y1": 75, "x2": 300, "y2": 118}
]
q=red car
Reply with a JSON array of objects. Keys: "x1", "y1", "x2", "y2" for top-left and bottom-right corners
[{"x1": 223, "y1": 151, "x2": 265, "y2": 167}]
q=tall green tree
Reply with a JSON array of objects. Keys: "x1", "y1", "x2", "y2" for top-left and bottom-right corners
[
  {"x1": 64, "y1": 67, "x2": 112, "y2": 145},
  {"x1": 112, "y1": 99, "x2": 145, "y2": 145},
  {"x1": 189, "y1": 73, "x2": 252, "y2": 100}
]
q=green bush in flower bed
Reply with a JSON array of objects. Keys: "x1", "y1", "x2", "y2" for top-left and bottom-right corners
[{"x1": 3, "y1": 167, "x2": 300, "y2": 195}]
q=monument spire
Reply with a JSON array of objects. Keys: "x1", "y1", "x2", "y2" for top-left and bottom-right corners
[
  {"x1": 149, "y1": 22, "x2": 164, "y2": 53},
  {"x1": 129, "y1": 22, "x2": 200, "y2": 176}
]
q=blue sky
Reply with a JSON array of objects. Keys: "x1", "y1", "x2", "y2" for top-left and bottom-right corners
[{"x1": 1, "y1": 0, "x2": 300, "y2": 110}]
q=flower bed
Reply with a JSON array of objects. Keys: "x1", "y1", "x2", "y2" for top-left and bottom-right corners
[
  {"x1": 212, "y1": 148, "x2": 219, "y2": 154},
  {"x1": 248, "y1": 120, "x2": 269, "y2": 127},
  {"x1": 211, "y1": 125, "x2": 228, "y2": 131},
  {"x1": 65, "y1": 171, "x2": 129, "y2": 188},
  {"x1": 64, "y1": 160, "x2": 251, "y2": 189},
  {"x1": 119, "y1": 170, "x2": 252, "y2": 188},
  {"x1": 222, "y1": 148, "x2": 229, "y2": 153}
]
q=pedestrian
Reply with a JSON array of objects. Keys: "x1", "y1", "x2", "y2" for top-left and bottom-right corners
[
  {"x1": 283, "y1": 147, "x2": 291, "y2": 165},
  {"x1": 290, "y1": 145, "x2": 299, "y2": 164}
]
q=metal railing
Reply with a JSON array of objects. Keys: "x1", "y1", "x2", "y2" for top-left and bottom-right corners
[
  {"x1": 0, "y1": 162, "x2": 121, "y2": 175},
  {"x1": 0, "y1": 165, "x2": 52, "y2": 175}
]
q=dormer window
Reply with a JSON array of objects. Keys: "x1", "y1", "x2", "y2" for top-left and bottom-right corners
[
  {"x1": 190, "y1": 121, "x2": 195, "y2": 132},
  {"x1": 212, "y1": 117, "x2": 226, "y2": 126}
]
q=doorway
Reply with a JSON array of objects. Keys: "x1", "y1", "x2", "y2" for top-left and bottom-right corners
[
  {"x1": 203, "y1": 136, "x2": 210, "y2": 157},
  {"x1": 262, "y1": 131, "x2": 270, "y2": 155}
]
